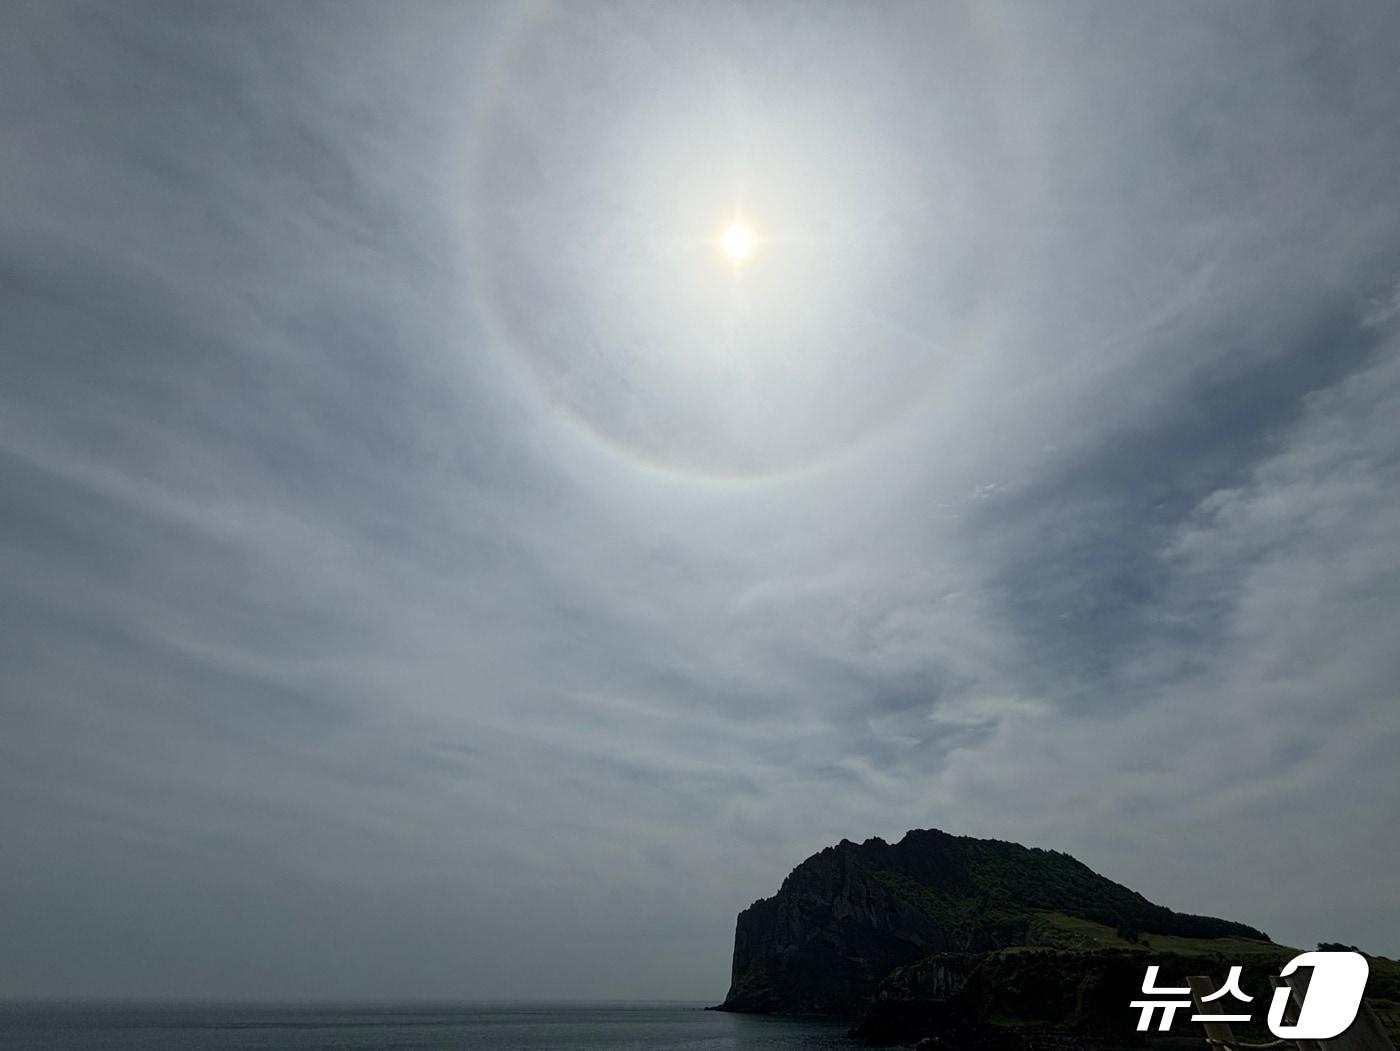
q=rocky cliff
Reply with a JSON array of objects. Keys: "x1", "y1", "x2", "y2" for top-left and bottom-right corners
[{"x1": 717, "y1": 828, "x2": 1271, "y2": 1016}]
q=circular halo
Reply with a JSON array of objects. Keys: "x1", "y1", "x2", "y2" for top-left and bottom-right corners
[{"x1": 466, "y1": 3, "x2": 1019, "y2": 482}]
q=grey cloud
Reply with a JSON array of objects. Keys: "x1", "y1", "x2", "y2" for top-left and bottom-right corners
[{"x1": 3, "y1": 0, "x2": 1400, "y2": 1002}]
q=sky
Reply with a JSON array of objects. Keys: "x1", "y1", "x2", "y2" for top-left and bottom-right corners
[{"x1": 3, "y1": 0, "x2": 1400, "y2": 1002}]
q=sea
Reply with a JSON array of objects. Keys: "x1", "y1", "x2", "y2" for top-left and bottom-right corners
[{"x1": 0, "y1": 1002, "x2": 854, "y2": 1051}]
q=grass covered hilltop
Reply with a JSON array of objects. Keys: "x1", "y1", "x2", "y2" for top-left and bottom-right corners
[{"x1": 716, "y1": 829, "x2": 1400, "y2": 1046}]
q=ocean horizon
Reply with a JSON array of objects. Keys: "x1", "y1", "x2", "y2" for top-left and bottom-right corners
[{"x1": 0, "y1": 1000, "x2": 852, "y2": 1050}]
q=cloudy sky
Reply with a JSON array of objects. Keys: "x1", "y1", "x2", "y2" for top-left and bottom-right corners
[{"x1": 4, "y1": 0, "x2": 1400, "y2": 1002}]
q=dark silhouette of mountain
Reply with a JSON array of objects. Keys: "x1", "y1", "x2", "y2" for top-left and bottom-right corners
[{"x1": 717, "y1": 828, "x2": 1272, "y2": 1017}]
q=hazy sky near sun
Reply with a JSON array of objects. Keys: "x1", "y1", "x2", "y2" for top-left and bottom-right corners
[{"x1": 4, "y1": 0, "x2": 1400, "y2": 1001}]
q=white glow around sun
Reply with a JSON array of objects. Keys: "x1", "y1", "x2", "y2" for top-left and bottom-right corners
[
  {"x1": 721, "y1": 222, "x2": 755, "y2": 261},
  {"x1": 473, "y1": 3, "x2": 1002, "y2": 477}
]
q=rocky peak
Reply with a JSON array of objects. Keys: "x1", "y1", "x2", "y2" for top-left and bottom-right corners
[{"x1": 718, "y1": 828, "x2": 1270, "y2": 1015}]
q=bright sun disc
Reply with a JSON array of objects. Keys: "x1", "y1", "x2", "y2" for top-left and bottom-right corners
[{"x1": 721, "y1": 223, "x2": 755, "y2": 261}]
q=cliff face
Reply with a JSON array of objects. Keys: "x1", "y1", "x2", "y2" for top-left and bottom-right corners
[
  {"x1": 718, "y1": 828, "x2": 1270, "y2": 1015},
  {"x1": 723, "y1": 840, "x2": 959, "y2": 1012}
]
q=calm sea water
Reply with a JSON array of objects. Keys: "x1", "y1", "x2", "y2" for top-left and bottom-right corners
[{"x1": 0, "y1": 1002, "x2": 854, "y2": 1051}]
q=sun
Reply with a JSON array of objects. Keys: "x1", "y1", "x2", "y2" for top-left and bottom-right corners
[{"x1": 721, "y1": 222, "x2": 755, "y2": 262}]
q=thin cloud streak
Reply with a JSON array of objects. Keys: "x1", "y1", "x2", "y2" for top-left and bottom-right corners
[{"x1": 2, "y1": 0, "x2": 1399, "y2": 1001}]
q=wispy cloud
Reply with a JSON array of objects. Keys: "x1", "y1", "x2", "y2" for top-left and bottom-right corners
[{"x1": 2, "y1": 0, "x2": 1399, "y2": 1001}]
